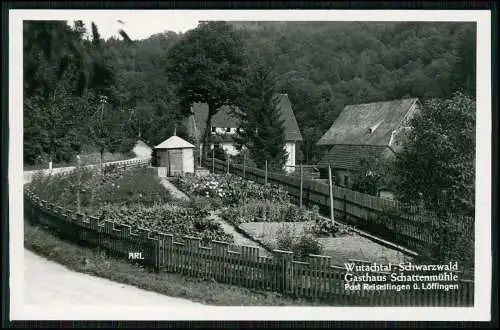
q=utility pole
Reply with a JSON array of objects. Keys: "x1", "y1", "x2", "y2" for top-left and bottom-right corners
[
  {"x1": 300, "y1": 164, "x2": 303, "y2": 208},
  {"x1": 243, "y1": 152, "x2": 246, "y2": 180},
  {"x1": 212, "y1": 148, "x2": 215, "y2": 173},
  {"x1": 328, "y1": 165, "x2": 335, "y2": 225}
]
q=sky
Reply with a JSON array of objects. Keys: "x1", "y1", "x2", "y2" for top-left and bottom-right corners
[
  {"x1": 81, "y1": 16, "x2": 200, "y2": 41},
  {"x1": 81, "y1": 17, "x2": 198, "y2": 40},
  {"x1": 17, "y1": 9, "x2": 485, "y2": 42}
]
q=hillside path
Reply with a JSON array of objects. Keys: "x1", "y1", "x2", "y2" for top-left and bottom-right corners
[{"x1": 159, "y1": 179, "x2": 190, "y2": 200}]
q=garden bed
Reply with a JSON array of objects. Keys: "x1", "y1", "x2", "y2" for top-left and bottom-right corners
[
  {"x1": 174, "y1": 173, "x2": 414, "y2": 263},
  {"x1": 26, "y1": 166, "x2": 234, "y2": 244},
  {"x1": 239, "y1": 221, "x2": 414, "y2": 265}
]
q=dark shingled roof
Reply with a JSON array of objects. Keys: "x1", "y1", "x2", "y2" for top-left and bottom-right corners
[
  {"x1": 188, "y1": 94, "x2": 303, "y2": 142},
  {"x1": 316, "y1": 98, "x2": 419, "y2": 146},
  {"x1": 318, "y1": 145, "x2": 391, "y2": 171}
]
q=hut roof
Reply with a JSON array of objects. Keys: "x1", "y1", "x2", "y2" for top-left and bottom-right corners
[{"x1": 154, "y1": 135, "x2": 195, "y2": 149}]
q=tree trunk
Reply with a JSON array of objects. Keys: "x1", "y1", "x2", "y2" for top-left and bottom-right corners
[
  {"x1": 99, "y1": 145, "x2": 104, "y2": 176},
  {"x1": 202, "y1": 108, "x2": 214, "y2": 161}
]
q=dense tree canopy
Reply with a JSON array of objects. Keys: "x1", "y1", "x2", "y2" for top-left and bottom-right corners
[
  {"x1": 392, "y1": 92, "x2": 475, "y2": 218},
  {"x1": 165, "y1": 21, "x2": 247, "y2": 158},
  {"x1": 24, "y1": 21, "x2": 476, "y2": 170}
]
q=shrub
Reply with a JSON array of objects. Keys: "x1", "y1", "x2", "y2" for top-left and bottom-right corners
[
  {"x1": 275, "y1": 224, "x2": 296, "y2": 252},
  {"x1": 429, "y1": 216, "x2": 474, "y2": 271},
  {"x1": 296, "y1": 230, "x2": 324, "y2": 258},
  {"x1": 175, "y1": 173, "x2": 290, "y2": 207},
  {"x1": 274, "y1": 224, "x2": 323, "y2": 260},
  {"x1": 189, "y1": 196, "x2": 213, "y2": 218}
]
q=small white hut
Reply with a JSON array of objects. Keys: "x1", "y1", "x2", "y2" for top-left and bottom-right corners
[{"x1": 154, "y1": 135, "x2": 195, "y2": 177}]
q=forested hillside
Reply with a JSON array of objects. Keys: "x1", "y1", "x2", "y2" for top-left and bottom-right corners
[{"x1": 23, "y1": 21, "x2": 475, "y2": 165}]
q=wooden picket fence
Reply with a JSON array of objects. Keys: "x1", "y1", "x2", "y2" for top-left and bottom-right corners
[
  {"x1": 203, "y1": 158, "x2": 474, "y2": 254},
  {"x1": 24, "y1": 195, "x2": 474, "y2": 306}
]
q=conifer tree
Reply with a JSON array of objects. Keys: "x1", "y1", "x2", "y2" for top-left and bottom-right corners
[{"x1": 234, "y1": 63, "x2": 288, "y2": 171}]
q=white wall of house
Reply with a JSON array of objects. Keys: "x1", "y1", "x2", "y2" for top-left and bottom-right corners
[
  {"x1": 182, "y1": 148, "x2": 195, "y2": 174},
  {"x1": 212, "y1": 127, "x2": 237, "y2": 135},
  {"x1": 205, "y1": 142, "x2": 239, "y2": 156},
  {"x1": 203, "y1": 139, "x2": 297, "y2": 171},
  {"x1": 284, "y1": 142, "x2": 296, "y2": 173},
  {"x1": 213, "y1": 142, "x2": 239, "y2": 156}
]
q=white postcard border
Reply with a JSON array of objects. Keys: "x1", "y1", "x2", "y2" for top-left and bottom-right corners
[{"x1": 9, "y1": 9, "x2": 492, "y2": 321}]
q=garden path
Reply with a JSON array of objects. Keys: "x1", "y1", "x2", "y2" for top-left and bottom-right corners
[
  {"x1": 160, "y1": 179, "x2": 271, "y2": 257},
  {"x1": 209, "y1": 211, "x2": 270, "y2": 257},
  {"x1": 159, "y1": 178, "x2": 190, "y2": 200}
]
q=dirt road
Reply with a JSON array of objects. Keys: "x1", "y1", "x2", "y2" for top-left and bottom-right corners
[
  {"x1": 23, "y1": 250, "x2": 203, "y2": 306},
  {"x1": 132, "y1": 140, "x2": 152, "y2": 159},
  {"x1": 23, "y1": 141, "x2": 205, "y2": 306}
]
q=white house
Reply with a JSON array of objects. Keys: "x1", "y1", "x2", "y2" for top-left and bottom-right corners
[{"x1": 187, "y1": 94, "x2": 303, "y2": 172}]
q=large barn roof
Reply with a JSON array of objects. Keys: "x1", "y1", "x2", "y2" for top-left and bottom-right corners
[
  {"x1": 154, "y1": 135, "x2": 195, "y2": 149},
  {"x1": 188, "y1": 94, "x2": 303, "y2": 142},
  {"x1": 316, "y1": 98, "x2": 420, "y2": 146}
]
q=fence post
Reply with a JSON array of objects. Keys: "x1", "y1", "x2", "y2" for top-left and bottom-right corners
[
  {"x1": 227, "y1": 157, "x2": 230, "y2": 175},
  {"x1": 76, "y1": 155, "x2": 81, "y2": 213},
  {"x1": 153, "y1": 238, "x2": 160, "y2": 273},
  {"x1": 212, "y1": 148, "x2": 215, "y2": 173},
  {"x1": 328, "y1": 165, "x2": 335, "y2": 225},
  {"x1": 300, "y1": 164, "x2": 303, "y2": 208},
  {"x1": 273, "y1": 250, "x2": 293, "y2": 294},
  {"x1": 265, "y1": 160, "x2": 268, "y2": 185}
]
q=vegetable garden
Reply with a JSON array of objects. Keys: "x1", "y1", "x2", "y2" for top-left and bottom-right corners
[
  {"x1": 174, "y1": 173, "x2": 411, "y2": 264},
  {"x1": 27, "y1": 167, "x2": 233, "y2": 244}
]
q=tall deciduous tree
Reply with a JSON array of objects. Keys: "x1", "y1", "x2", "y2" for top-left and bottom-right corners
[
  {"x1": 166, "y1": 21, "x2": 246, "y2": 159},
  {"x1": 23, "y1": 21, "x2": 90, "y2": 165},
  {"x1": 83, "y1": 22, "x2": 135, "y2": 174},
  {"x1": 392, "y1": 91, "x2": 475, "y2": 217},
  {"x1": 234, "y1": 63, "x2": 288, "y2": 171}
]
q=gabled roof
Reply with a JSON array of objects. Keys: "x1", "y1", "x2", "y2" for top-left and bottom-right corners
[
  {"x1": 318, "y1": 145, "x2": 391, "y2": 171},
  {"x1": 189, "y1": 94, "x2": 303, "y2": 142},
  {"x1": 154, "y1": 135, "x2": 195, "y2": 149},
  {"x1": 316, "y1": 98, "x2": 420, "y2": 146}
]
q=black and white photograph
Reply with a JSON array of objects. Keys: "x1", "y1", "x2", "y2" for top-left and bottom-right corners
[{"x1": 8, "y1": 9, "x2": 492, "y2": 321}]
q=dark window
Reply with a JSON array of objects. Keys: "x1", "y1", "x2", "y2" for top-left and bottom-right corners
[
  {"x1": 211, "y1": 127, "x2": 216, "y2": 133},
  {"x1": 226, "y1": 127, "x2": 231, "y2": 133}
]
